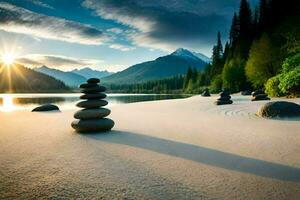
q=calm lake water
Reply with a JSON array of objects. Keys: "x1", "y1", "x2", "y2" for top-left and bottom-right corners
[{"x1": 0, "y1": 93, "x2": 191, "y2": 112}]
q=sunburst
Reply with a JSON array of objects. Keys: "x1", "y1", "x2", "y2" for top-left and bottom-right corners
[{"x1": 2, "y1": 53, "x2": 15, "y2": 65}]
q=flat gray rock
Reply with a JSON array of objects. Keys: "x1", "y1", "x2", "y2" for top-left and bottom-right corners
[
  {"x1": 76, "y1": 100, "x2": 108, "y2": 108},
  {"x1": 80, "y1": 93, "x2": 106, "y2": 100},
  {"x1": 87, "y1": 78, "x2": 100, "y2": 84},
  {"x1": 251, "y1": 94, "x2": 270, "y2": 101},
  {"x1": 71, "y1": 118, "x2": 114, "y2": 132},
  {"x1": 81, "y1": 86, "x2": 106, "y2": 93},
  {"x1": 74, "y1": 108, "x2": 111, "y2": 119},
  {"x1": 256, "y1": 101, "x2": 300, "y2": 118},
  {"x1": 215, "y1": 100, "x2": 233, "y2": 105},
  {"x1": 79, "y1": 83, "x2": 98, "y2": 89},
  {"x1": 217, "y1": 96, "x2": 231, "y2": 101},
  {"x1": 32, "y1": 104, "x2": 60, "y2": 112}
]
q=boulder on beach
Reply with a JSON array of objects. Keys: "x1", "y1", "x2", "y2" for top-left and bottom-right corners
[
  {"x1": 256, "y1": 101, "x2": 300, "y2": 118},
  {"x1": 251, "y1": 89, "x2": 270, "y2": 101},
  {"x1": 201, "y1": 89, "x2": 211, "y2": 97},
  {"x1": 32, "y1": 104, "x2": 60, "y2": 112}
]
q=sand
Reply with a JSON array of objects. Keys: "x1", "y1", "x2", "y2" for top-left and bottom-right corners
[{"x1": 1, "y1": 95, "x2": 300, "y2": 199}]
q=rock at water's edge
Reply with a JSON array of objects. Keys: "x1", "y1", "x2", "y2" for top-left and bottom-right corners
[
  {"x1": 32, "y1": 104, "x2": 60, "y2": 112},
  {"x1": 256, "y1": 101, "x2": 300, "y2": 118}
]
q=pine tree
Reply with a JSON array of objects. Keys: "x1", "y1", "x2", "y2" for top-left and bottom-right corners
[
  {"x1": 211, "y1": 32, "x2": 224, "y2": 78},
  {"x1": 238, "y1": 0, "x2": 253, "y2": 59},
  {"x1": 229, "y1": 13, "x2": 239, "y2": 46},
  {"x1": 184, "y1": 67, "x2": 193, "y2": 89}
]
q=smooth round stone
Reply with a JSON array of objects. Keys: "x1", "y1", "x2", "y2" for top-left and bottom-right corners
[
  {"x1": 74, "y1": 108, "x2": 111, "y2": 119},
  {"x1": 81, "y1": 86, "x2": 106, "y2": 93},
  {"x1": 32, "y1": 104, "x2": 59, "y2": 112},
  {"x1": 71, "y1": 118, "x2": 114, "y2": 133},
  {"x1": 87, "y1": 78, "x2": 100, "y2": 84},
  {"x1": 251, "y1": 94, "x2": 270, "y2": 101},
  {"x1": 217, "y1": 96, "x2": 231, "y2": 101},
  {"x1": 214, "y1": 100, "x2": 233, "y2": 105},
  {"x1": 80, "y1": 93, "x2": 106, "y2": 99},
  {"x1": 79, "y1": 83, "x2": 98, "y2": 89},
  {"x1": 219, "y1": 91, "x2": 230, "y2": 97},
  {"x1": 201, "y1": 91, "x2": 210, "y2": 97},
  {"x1": 256, "y1": 101, "x2": 300, "y2": 118},
  {"x1": 76, "y1": 100, "x2": 108, "y2": 108}
]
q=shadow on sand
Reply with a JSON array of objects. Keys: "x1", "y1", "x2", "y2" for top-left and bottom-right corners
[{"x1": 84, "y1": 130, "x2": 300, "y2": 182}]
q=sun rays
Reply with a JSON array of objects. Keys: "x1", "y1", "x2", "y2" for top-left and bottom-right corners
[{"x1": 2, "y1": 53, "x2": 15, "y2": 65}]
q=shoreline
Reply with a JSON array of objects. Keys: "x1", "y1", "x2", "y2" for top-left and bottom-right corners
[{"x1": 1, "y1": 95, "x2": 300, "y2": 199}]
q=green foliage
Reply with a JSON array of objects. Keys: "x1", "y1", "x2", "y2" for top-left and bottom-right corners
[
  {"x1": 222, "y1": 56, "x2": 247, "y2": 92},
  {"x1": 265, "y1": 75, "x2": 283, "y2": 97},
  {"x1": 282, "y1": 53, "x2": 300, "y2": 73},
  {"x1": 265, "y1": 53, "x2": 300, "y2": 97},
  {"x1": 278, "y1": 66, "x2": 300, "y2": 95},
  {"x1": 210, "y1": 74, "x2": 223, "y2": 93},
  {"x1": 245, "y1": 33, "x2": 279, "y2": 88}
]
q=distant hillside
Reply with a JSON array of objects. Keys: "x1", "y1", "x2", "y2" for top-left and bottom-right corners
[
  {"x1": 0, "y1": 63, "x2": 70, "y2": 93},
  {"x1": 103, "y1": 48, "x2": 210, "y2": 84},
  {"x1": 71, "y1": 67, "x2": 113, "y2": 79},
  {"x1": 34, "y1": 66, "x2": 86, "y2": 88}
]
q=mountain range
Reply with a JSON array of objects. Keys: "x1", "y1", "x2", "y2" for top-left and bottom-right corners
[
  {"x1": 33, "y1": 48, "x2": 210, "y2": 87},
  {"x1": 34, "y1": 66, "x2": 114, "y2": 88},
  {"x1": 35, "y1": 66, "x2": 86, "y2": 88},
  {"x1": 71, "y1": 68, "x2": 113, "y2": 79},
  {"x1": 102, "y1": 48, "x2": 210, "y2": 84},
  {"x1": 0, "y1": 63, "x2": 69, "y2": 93}
]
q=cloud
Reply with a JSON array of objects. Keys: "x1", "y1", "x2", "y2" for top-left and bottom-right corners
[
  {"x1": 0, "y1": 2, "x2": 108, "y2": 45},
  {"x1": 107, "y1": 27, "x2": 124, "y2": 34},
  {"x1": 82, "y1": 0, "x2": 257, "y2": 55},
  {"x1": 16, "y1": 54, "x2": 103, "y2": 69},
  {"x1": 27, "y1": 0, "x2": 54, "y2": 9},
  {"x1": 109, "y1": 44, "x2": 136, "y2": 51}
]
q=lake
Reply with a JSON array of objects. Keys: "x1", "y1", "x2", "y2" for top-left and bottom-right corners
[{"x1": 0, "y1": 93, "x2": 191, "y2": 112}]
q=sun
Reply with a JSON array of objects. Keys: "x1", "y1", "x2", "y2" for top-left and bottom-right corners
[{"x1": 2, "y1": 53, "x2": 15, "y2": 65}]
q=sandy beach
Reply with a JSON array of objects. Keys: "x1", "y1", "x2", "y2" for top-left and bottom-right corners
[{"x1": 1, "y1": 95, "x2": 300, "y2": 199}]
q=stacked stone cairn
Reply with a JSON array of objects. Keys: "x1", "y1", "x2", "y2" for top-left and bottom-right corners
[
  {"x1": 215, "y1": 90, "x2": 233, "y2": 105},
  {"x1": 201, "y1": 89, "x2": 211, "y2": 97},
  {"x1": 251, "y1": 89, "x2": 270, "y2": 101},
  {"x1": 71, "y1": 78, "x2": 114, "y2": 133}
]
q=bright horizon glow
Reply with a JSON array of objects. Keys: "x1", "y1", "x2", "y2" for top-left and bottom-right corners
[
  {"x1": 2, "y1": 53, "x2": 15, "y2": 65},
  {"x1": 0, "y1": 95, "x2": 17, "y2": 112}
]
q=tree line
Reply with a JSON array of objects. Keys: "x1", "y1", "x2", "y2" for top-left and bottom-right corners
[
  {"x1": 200, "y1": 0, "x2": 299, "y2": 96},
  {"x1": 108, "y1": 0, "x2": 299, "y2": 96}
]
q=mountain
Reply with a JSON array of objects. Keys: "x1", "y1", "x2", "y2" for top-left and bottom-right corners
[
  {"x1": 71, "y1": 67, "x2": 113, "y2": 79},
  {"x1": 34, "y1": 66, "x2": 86, "y2": 88},
  {"x1": 171, "y1": 48, "x2": 211, "y2": 63},
  {"x1": 0, "y1": 63, "x2": 70, "y2": 93},
  {"x1": 103, "y1": 48, "x2": 210, "y2": 84}
]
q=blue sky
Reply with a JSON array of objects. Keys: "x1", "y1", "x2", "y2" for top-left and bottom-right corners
[{"x1": 0, "y1": 0, "x2": 258, "y2": 72}]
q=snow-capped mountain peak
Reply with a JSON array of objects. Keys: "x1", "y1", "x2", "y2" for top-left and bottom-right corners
[{"x1": 171, "y1": 48, "x2": 211, "y2": 63}]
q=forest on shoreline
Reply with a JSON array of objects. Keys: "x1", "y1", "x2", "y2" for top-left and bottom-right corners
[{"x1": 107, "y1": 0, "x2": 299, "y2": 97}]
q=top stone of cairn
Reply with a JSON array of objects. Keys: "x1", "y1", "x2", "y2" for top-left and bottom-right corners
[{"x1": 87, "y1": 78, "x2": 100, "y2": 84}]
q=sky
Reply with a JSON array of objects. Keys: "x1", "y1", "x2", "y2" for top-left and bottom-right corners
[{"x1": 0, "y1": 0, "x2": 258, "y2": 72}]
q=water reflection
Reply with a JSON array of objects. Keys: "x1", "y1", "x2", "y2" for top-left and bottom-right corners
[
  {"x1": 0, "y1": 93, "x2": 191, "y2": 111},
  {"x1": 0, "y1": 95, "x2": 17, "y2": 112}
]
